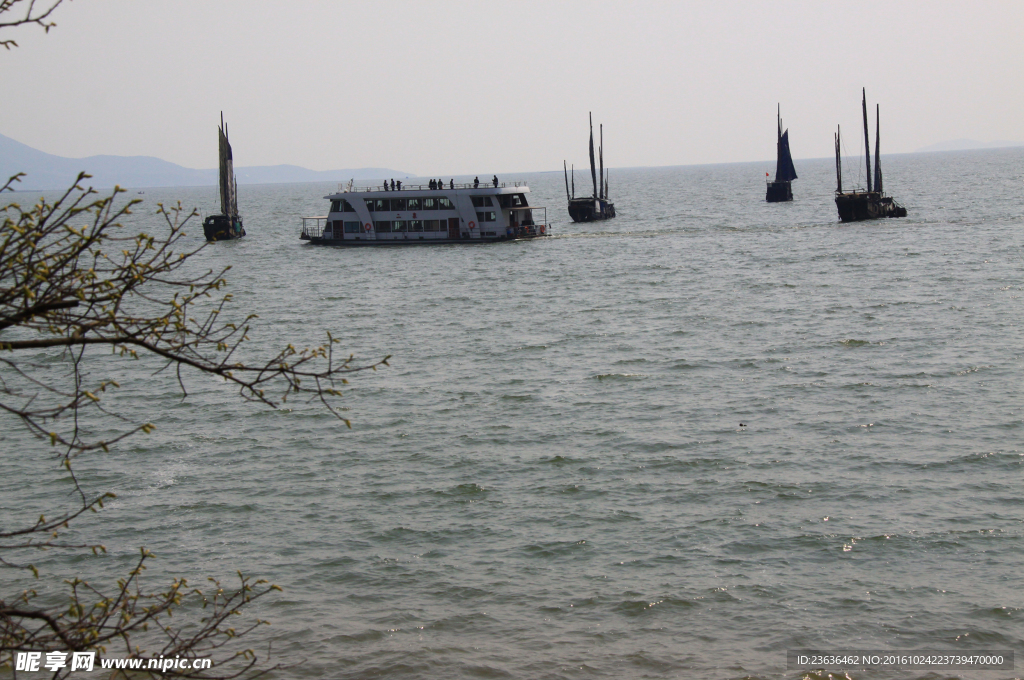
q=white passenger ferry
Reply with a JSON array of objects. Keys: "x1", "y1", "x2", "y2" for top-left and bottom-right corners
[{"x1": 300, "y1": 180, "x2": 548, "y2": 245}]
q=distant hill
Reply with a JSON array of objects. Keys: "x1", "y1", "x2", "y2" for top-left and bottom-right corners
[
  {"x1": 915, "y1": 139, "x2": 1024, "y2": 153},
  {"x1": 0, "y1": 133, "x2": 407, "y2": 191}
]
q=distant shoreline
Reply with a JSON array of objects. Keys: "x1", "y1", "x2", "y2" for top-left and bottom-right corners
[{"x1": 4, "y1": 130, "x2": 1023, "y2": 192}]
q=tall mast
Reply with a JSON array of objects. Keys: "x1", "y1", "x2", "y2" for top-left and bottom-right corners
[
  {"x1": 563, "y1": 160, "x2": 571, "y2": 201},
  {"x1": 599, "y1": 123, "x2": 605, "y2": 200},
  {"x1": 835, "y1": 125, "x2": 843, "y2": 194},
  {"x1": 589, "y1": 112, "x2": 598, "y2": 199},
  {"x1": 775, "y1": 104, "x2": 782, "y2": 182},
  {"x1": 874, "y1": 104, "x2": 883, "y2": 194},
  {"x1": 777, "y1": 104, "x2": 782, "y2": 144},
  {"x1": 571, "y1": 164, "x2": 575, "y2": 198},
  {"x1": 862, "y1": 88, "x2": 872, "y2": 193}
]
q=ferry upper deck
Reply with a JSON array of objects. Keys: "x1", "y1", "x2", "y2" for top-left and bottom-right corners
[{"x1": 300, "y1": 180, "x2": 548, "y2": 245}]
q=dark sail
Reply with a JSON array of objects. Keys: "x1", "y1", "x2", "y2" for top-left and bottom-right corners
[
  {"x1": 775, "y1": 130, "x2": 798, "y2": 183},
  {"x1": 218, "y1": 112, "x2": 237, "y2": 219},
  {"x1": 588, "y1": 112, "x2": 597, "y2": 198},
  {"x1": 862, "y1": 88, "x2": 872, "y2": 193},
  {"x1": 874, "y1": 104, "x2": 883, "y2": 194},
  {"x1": 835, "y1": 125, "x2": 843, "y2": 193}
]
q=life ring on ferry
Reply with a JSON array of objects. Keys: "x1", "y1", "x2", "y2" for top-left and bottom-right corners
[
  {"x1": 364, "y1": 223, "x2": 372, "y2": 232},
  {"x1": 468, "y1": 221, "x2": 476, "y2": 230},
  {"x1": 540, "y1": 225, "x2": 546, "y2": 235}
]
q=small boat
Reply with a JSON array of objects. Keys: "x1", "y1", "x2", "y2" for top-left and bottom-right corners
[
  {"x1": 565, "y1": 113, "x2": 615, "y2": 222},
  {"x1": 203, "y1": 112, "x2": 246, "y2": 241},
  {"x1": 299, "y1": 180, "x2": 548, "y2": 246},
  {"x1": 766, "y1": 105, "x2": 797, "y2": 202},
  {"x1": 834, "y1": 89, "x2": 907, "y2": 222}
]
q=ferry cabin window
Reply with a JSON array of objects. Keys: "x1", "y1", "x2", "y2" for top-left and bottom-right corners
[
  {"x1": 407, "y1": 198, "x2": 420, "y2": 211},
  {"x1": 471, "y1": 196, "x2": 493, "y2": 208},
  {"x1": 393, "y1": 220, "x2": 407, "y2": 232},
  {"x1": 476, "y1": 211, "x2": 496, "y2": 222},
  {"x1": 374, "y1": 220, "x2": 392, "y2": 233},
  {"x1": 498, "y1": 194, "x2": 524, "y2": 209},
  {"x1": 409, "y1": 220, "x2": 423, "y2": 232},
  {"x1": 343, "y1": 200, "x2": 356, "y2": 212},
  {"x1": 425, "y1": 219, "x2": 440, "y2": 231},
  {"x1": 437, "y1": 197, "x2": 454, "y2": 210},
  {"x1": 344, "y1": 221, "x2": 361, "y2": 233},
  {"x1": 366, "y1": 199, "x2": 377, "y2": 212},
  {"x1": 331, "y1": 200, "x2": 342, "y2": 212},
  {"x1": 391, "y1": 198, "x2": 407, "y2": 211},
  {"x1": 422, "y1": 198, "x2": 437, "y2": 210}
]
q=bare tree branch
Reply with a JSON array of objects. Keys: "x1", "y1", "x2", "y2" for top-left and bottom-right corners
[{"x1": 0, "y1": 0, "x2": 64, "y2": 49}]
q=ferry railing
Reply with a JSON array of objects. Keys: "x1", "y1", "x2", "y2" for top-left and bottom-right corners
[
  {"x1": 336, "y1": 181, "x2": 531, "y2": 193},
  {"x1": 300, "y1": 216, "x2": 327, "y2": 240}
]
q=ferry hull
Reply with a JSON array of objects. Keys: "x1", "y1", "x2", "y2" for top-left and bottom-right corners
[{"x1": 304, "y1": 233, "x2": 549, "y2": 247}]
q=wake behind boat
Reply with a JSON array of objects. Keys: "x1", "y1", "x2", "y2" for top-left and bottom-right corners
[
  {"x1": 203, "y1": 112, "x2": 246, "y2": 241},
  {"x1": 300, "y1": 179, "x2": 548, "y2": 245},
  {"x1": 834, "y1": 89, "x2": 907, "y2": 222}
]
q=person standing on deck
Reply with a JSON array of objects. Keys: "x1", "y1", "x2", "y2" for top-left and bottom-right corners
[{"x1": 492, "y1": 175, "x2": 498, "y2": 187}]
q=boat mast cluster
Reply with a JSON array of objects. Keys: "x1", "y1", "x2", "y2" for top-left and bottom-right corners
[
  {"x1": 832, "y1": 88, "x2": 906, "y2": 222},
  {"x1": 564, "y1": 113, "x2": 616, "y2": 222}
]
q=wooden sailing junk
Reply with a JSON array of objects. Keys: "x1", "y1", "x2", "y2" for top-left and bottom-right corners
[
  {"x1": 203, "y1": 112, "x2": 246, "y2": 241},
  {"x1": 564, "y1": 113, "x2": 616, "y2": 222},
  {"x1": 834, "y1": 89, "x2": 907, "y2": 222},
  {"x1": 766, "y1": 105, "x2": 797, "y2": 202}
]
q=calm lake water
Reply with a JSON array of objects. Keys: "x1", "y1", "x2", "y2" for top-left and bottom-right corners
[{"x1": 3, "y1": 148, "x2": 1023, "y2": 679}]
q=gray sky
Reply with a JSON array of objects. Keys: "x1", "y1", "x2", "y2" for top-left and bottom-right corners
[{"x1": 3, "y1": 0, "x2": 1022, "y2": 175}]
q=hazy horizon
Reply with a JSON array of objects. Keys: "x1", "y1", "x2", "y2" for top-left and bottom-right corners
[{"x1": 3, "y1": 1, "x2": 1022, "y2": 176}]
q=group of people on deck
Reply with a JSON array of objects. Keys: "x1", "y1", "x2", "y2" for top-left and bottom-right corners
[{"x1": 381, "y1": 176, "x2": 499, "y2": 191}]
